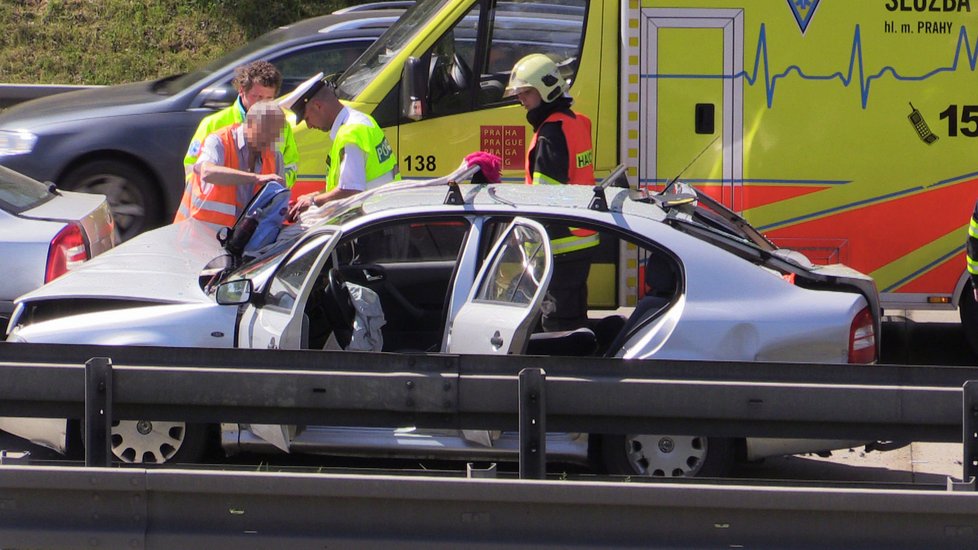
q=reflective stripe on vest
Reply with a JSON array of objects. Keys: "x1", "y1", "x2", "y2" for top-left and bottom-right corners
[
  {"x1": 174, "y1": 124, "x2": 279, "y2": 229},
  {"x1": 550, "y1": 232, "x2": 600, "y2": 254},
  {"x1": 326, "y1": 113, "x2": 399, "y2": 192},
  {"x1": 525, "y1": 110, "x2": 595, "y2": 186}
]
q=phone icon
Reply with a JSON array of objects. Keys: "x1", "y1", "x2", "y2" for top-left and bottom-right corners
[{"x1": 908, "y1": 102, "x2": 938, "y2": 144}]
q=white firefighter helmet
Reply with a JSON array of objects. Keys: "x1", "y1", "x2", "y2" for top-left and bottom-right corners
[{"x1": 503, "y1": 53, "x2": 568, "y2": 103}]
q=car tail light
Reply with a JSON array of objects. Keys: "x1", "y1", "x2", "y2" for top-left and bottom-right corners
[
  {"x1": 45, "y1": 223, "x2": 89, "y2": 283},
  {"x1": 848, "y1": 306, "x2": 876, "y2": 364}
]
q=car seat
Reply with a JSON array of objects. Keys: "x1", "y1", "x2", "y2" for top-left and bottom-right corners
[{"x1": 604, "y1": 251, "x2": 678, "y2": 356}]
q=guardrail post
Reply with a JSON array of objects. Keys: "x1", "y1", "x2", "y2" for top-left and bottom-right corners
[
  {"x1": 961, "y1": 381, "x2": 978, "y2": 487},
  {"x1": 519, "y1": 367, "x2": 546, "y2": 480},
  {"x1": 85, "y1": 357, "x2": 113, "y2": 467}
]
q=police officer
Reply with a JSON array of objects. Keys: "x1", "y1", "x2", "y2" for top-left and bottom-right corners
[
  {"x1": 280, "y1": 73, "x2": 399, "y2": 217},
  {"x1": 184, "y1": 61, "x2": 298, "y2": 188},
  {"x1": 504, "y1": 53, "x2": 598, "y2": 331}
]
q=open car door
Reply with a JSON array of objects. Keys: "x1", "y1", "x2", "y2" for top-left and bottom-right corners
[
  {"x1": 239, "y1": 229, "x2": 340, "y2": 351},
  {"x1": 236, "y1": 229, "x2": 340, "y2": 452},
  {"x1": 447, "y1": 217, "x2": 552, "y2": 355}
]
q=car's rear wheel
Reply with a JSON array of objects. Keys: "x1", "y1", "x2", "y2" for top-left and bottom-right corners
[
  {"x1": 110, "y1": 420, "x2": 209, "y2": 464},
  {"x1": 61, "y1": 159, "x2": 163, "y2": 241},
  {"x1": 598, "y1": 434, "x2": 735, "y2": 478}
]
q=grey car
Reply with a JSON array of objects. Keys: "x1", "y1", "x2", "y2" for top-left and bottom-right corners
[
  {"x1": 0, "y1": 9, "x2": 401, "y2": 241},
  {"x1": 5, "y1": 167, "x2": 887, "y2": 477},
  {"x1": 0, "y1": 165, "x2": 115, "y2": 332}
]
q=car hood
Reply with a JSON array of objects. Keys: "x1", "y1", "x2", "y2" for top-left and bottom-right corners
[
  {"x1": 16, "y1": 221, "x2": 224, "y2": 304},
  {"x1": 0, "y1": 80, "x2": 168, "y2": 127}
]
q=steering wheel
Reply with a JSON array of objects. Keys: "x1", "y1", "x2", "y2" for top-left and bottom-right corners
[{"x1": 324, "y1": 268, "x2": 356, "y2": 347}]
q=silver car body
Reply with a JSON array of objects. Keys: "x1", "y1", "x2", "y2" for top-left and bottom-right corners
[
  {"x1": 4, "y1": 176, "x2": 878, "y2": 471},
  {"x1": 0, "y1": 166, "x2": 115, "y2": 324}
]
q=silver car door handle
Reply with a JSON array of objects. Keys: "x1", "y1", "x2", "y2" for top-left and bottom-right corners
[
  {"x1": 362, "y1": 269, "x2": 383, "y2": 282},
  {"x1": 490, "y1": 331, "x2": 504, "y2": 348}
]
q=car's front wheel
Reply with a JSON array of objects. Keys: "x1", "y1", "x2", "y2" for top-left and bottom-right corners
[
  {"x1": 61, "y1": 159, "x2": 163, "y2": 241},
  {"x1": 598, "y1": 434, "x2": 736, "y2": 478},
  {"x1": 110, "y1": 420, "x2": 209, "y2": 464}
]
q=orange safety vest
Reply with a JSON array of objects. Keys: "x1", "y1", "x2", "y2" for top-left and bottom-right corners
[
  {"x1": 525, "y1": 111, "x2": 598, "y2": 252},
  {"x1": 525, "y1": 111, "x2": 595, "y2": 186},
  {"x1": 174, "y1": 125, "x2": 279, "y2": 231}
]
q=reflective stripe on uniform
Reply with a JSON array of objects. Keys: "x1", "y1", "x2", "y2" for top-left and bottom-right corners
[
  {"x1": 969, "y1": 255, "x2": 978, "y2": 275},
  {"x1": 551, "y1": 232, "x2": 600, "y2": 255},
  {"x1": 530, "y1": 171, "x2": 563, "y2": 186},
  {"x1": 970, "y1": 217, "x2": 978, "y2": 239}
]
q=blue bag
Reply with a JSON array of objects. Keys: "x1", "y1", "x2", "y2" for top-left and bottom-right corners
[{"x1": 225, "y1": 181, "x2": 291, "y2": 256}]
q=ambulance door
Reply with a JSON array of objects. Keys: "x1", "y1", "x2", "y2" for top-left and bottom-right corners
[
  {"x1": 397, "y1": 0, "x2": 589, "y2": 182},
  {"x1": 641, "y1": 8, "x2": 744, "y2": 210}
]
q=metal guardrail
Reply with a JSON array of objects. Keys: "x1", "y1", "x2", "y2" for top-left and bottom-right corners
[
  {"x1": 3, "y1": 343, "x2": 978, "y2": 547},
  {"x1": 0, "y1": 83, "x2": 100, "y2": 109},
  {"x1": 0, "y1": 346, "x2": 969, "y2": 442},
  {"x1": 0, "y1": 343, "x2": 974, "y2": 461},
  {"x1": 3, "y1": 465, "x2": 978, "y2": 549}
]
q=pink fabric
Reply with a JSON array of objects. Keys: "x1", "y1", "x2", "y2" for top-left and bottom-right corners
[{"x1": 465, "y1": 151, "x2": 502, "y2": 183}]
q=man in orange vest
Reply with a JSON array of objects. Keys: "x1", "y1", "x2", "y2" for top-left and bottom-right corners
[
  {"x1": 504, "y1": 53, "x2": 598, "y2": 331},
  {"x1": 174, "y1": 101, "x2": 286, "y2": 235}
]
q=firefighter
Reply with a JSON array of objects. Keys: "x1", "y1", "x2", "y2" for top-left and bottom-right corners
[
  {"x1": 280, "y1": 73, "x2": 399, "y2": 219},
  {"x1": 504, "y1": 53, "x2": 598, "y2": 331},
  {"x1": 969, "y1": 199, "x2": 978, "y2": 301},
  {"x1": 184, "y1": 61, "x2": 298, "y2": 188},
  {"x1": 173, "y1": 101, "x2": 286, "y2": 234}
]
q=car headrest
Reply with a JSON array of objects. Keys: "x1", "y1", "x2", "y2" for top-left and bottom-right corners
[{"x1": 645, "y1": 250, "x2": 678, "y2": 297}]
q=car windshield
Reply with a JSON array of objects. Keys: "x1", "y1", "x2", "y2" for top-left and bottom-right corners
[
  {"x1": 336, "y1": 0, "x2": 452, "y2": 99},
  {"x1": 218, "y1": 225, "x2": 349, "y2": 291},
  {"x1": 0, "y1": 165, "x2": 54, "y2": 214}
]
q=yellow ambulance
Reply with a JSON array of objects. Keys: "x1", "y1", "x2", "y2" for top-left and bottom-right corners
[{"x1": 292, "y1": 0, "x2": 978, "y2": 335}]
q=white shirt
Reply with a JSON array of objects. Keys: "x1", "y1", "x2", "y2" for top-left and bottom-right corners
[
  {"x1": 196, "y1": 125, "x2": 282, "y2": 207},
  {"x1": 329, "y1": 106, "x2": 371, "y2": 192}
]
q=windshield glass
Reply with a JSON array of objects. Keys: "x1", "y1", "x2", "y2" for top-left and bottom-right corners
[
  {"x1": 0, "y1": 165, "x2": 54, "y2": 214},
  {"x1": 219, "y1": 226, "x2": 346, "y2": 291},
  {"x1": 337, "y1": 0, "x2": 452, "y2": 99},
  {"x1": 689, "y1": 189, "x2": 776, "y2": 251}
]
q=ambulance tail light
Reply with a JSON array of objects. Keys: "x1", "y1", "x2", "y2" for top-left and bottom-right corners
[{"x1": 848, "y1": 306, "x2": 876, "y2": 364}]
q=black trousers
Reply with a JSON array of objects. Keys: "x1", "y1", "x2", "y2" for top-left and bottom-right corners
[{"x1": 542, "y1": 248, "x2": 593, "y2": 332}]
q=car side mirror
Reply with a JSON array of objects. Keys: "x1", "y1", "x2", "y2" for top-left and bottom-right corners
[
  {"x1": 199, "y1": 84, "x2": 236, "y2": 109},
  {"x1": 401, "y1": 56, "x2": 429, "y2": 121},
  {"x1": 216, "y1": 279, "x2": 253, "y2": 305}
]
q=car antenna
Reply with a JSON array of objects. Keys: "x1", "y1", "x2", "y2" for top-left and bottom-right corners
[{"x1": 659, "y1": 134, "x2": 720, "y2": 196}]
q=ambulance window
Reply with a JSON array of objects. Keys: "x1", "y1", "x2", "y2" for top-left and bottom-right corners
[
  {"x1": 425, "y1": 3, "x2": 481, "y2": 117},
  {"x1": 479, "y1": 0, "x2": 587, "y2": 107}
]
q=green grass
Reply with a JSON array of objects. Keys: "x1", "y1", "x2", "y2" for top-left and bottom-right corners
[{"x1": 0, "y1": 0, "x2": 356, "y2": 85}]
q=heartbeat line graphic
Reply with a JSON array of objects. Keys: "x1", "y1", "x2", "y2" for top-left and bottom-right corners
[{"x1": 644, "y1": 24, "x2": 978, "y2": 109}]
